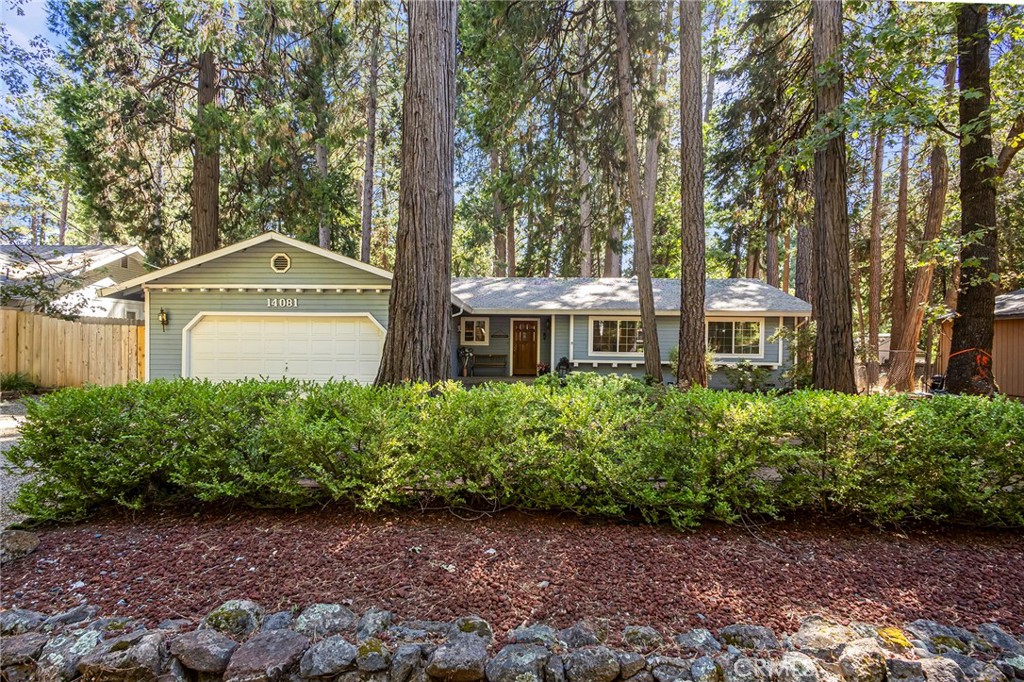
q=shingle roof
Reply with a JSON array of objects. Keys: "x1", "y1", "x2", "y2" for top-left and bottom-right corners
[
  {"x1": 451, "y1": 277, "x2": 812, "y2": 314},
  {"x1": 996, "y1": 288, "x2": 1024, "y2": 318},
  {"x1": 0, "y1": 244, "x2": 142, "y2": 285}
]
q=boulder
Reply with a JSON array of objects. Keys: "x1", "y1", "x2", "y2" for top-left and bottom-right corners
[
  {"x1": 905, "y1": 621, "x2": 972, "y2": 655},
  {"x1": 485, "y1": 643, "x2": 551, "y2": 682},
  {"x1": 511, "y1": 625, "x2": 561, "y2": 648},
  {"x1": 156, "y1": 619, "x2": 192, "y2": 632},
  {"x1": 260, "y1": 612, "x2": 293, "y2": 632},
  {"x1": 223, "y1": 629, "x2": 309, "y2": 682},
  {"x1": 201, "y1": 600, "x2": 265, "y2": 638},
  {"x1": 652, "y1": 664, "x2": 690, "y2": 682},
  {"x1": 691, "y1": 656, "x2": 722, "y2": 682},
  {"x1": 624, "y1": 626, "x2": 664, "y2": 651},
  {"x1": 975, "y1": 664, "x2": 1009, "y2": 682},
  {"x1": 627, "y1": 673, "x2": 656, "y2": 682},
  {"x1": 944, "y1": 653, "x2": 984, "y2": 679},
  {"x1": 36, "y1": 628, "x2": 104, "y2": 682},
  {"x1": 76, "y1": 630, "x2": 165, "y2": 682},
  {"x1": 618, "y1": 652, "x2": 647, "y2": 679},
  {"x1": 837, "y1": 639, "x2": 886, "y2": 682},
  {"x1": 564, "y1": 647, "x2": 619, "y2": 682},
  {"x1": 976, "y1": 626, "x2": 1023, "y2": 656},
  {"x1": 453, "y1": 616, "x2": 493, "y2": 643},
  {"x1": 921, "y1": 658, "x2": 968, "y2": 682},
  {"x1": 0, "y1": 608, "x2": 46, "y2": 635},
  {"x1": 425, "y1": 634, "x2": 489, "y2": 682},
  {"x1": 993, "y1": 657, "x2": 1024, "y2": 681},
  {"x1": 0, "y1": 529, "x2": 39, "y2": 564},
  {"x1": 0, "y1": 631, "x2": 49, "y2": 666},
  {"x1": 358, "y1": 609, "x2": 394, "y2": 642},
  {"x1": 86, "y1": 617, "x2": 145, "y2": 636},
  {"x1": 675, "y1": 630, "x2": 722, "y2": 656},
  {"x1": 358, "y1": 638, "x2": 392, "y2": 672},
  {"x1": 391, "y1": 644, "x2": 424, "y2": 682},
  {"x1": 299, "y1": 635, "x2": 358, "y2": 678},
  {"x1": 169, "y1": 629, "x2": 238, "y2": 673},
  {"x1": 719, "y1": 625, "x2": 779, "y2": 652},
  {"x1": 887, "y1": 659, "x2": 926, "y2": 682},
  {"x1": 545, "y1": 654, "x2": 566, "y2": 682},
  {"x1": 42, "y1": 604, "x2": 100, "y2": 631},
  {"x1": 559, "y1": 623, "x2": 600, "y2": 649},
  {"x1": 294, "y1": 603, "x2": 357, "y2": 639},
  {"x1": 720, "y1": 655, "x2": 769, "y2": 682},
  {"x1": 791, "y1": 617, "x2": 859, "y2": 660},
  {"x1": 778, "y1": 652, "x2": 820, "y2": 682}
]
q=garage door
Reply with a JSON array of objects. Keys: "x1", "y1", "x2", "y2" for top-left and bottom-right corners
[{"x1": 186, "y1": 314, "x2": 384, "y2": 383}]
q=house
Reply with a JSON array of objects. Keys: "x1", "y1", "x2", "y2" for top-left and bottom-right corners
[
  {"x1": 1, "y1": 244, "x2": 148, "y2": 319},
  {"x1": 101, "y1": 232, "x2": 812, "y2": 387},
  {"x1": 937, "y1": 288, "x2": 1024, "y2": 397}
]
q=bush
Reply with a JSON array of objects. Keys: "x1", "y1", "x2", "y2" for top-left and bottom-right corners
[
  {"x1": 5, "y1": 375, "x2": 1022, "y2": 527},
  {"x1": 1, "y1": 372, "x2": 37, "y2": 395}
]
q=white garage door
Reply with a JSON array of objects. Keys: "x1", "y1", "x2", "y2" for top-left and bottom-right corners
[{"x1": 186, "y1": 314, "x2": 384, "y2": 384}]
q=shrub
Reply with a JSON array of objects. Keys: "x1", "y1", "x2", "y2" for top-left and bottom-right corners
[
  {"x1": 1, "y1": 372, "x2": 37, "y2": 394},
  {"x1": 4, "y1": 376, "x2": 1022, "y2": 527}
]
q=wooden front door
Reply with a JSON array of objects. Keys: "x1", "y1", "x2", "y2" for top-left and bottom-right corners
[{"x1": 512, "y1": 320, "x2": 539, "y2": 375}]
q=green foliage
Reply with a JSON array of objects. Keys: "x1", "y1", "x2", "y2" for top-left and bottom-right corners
[
  {"x1": 6, "y1": 376, "x2": 1022, "y2": 528},
  {"x1": 0, "y1": 373, "x2": 37, "y2": 394},
  {"x1": 720, "y1": 361, "x2": 774, "y2": 393}
]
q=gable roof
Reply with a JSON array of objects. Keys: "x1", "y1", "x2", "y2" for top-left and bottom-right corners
[
  {"x1": 996, "y1": 288, "x2": 1024, "y2": 318},
  {"x1": 0, "y1": 244, "x2": 145, "y2": 286},
  {"x1": 450, "y1": 277, "x2": 813, "y2": 315}
]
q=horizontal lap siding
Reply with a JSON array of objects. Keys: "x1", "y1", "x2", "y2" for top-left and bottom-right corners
[
  {"x1": 148, "y1": 290, "x2": 391, "y2": 380},
  {"x1": 156, "y1": 241, "x2": 388, "y2": 287}
]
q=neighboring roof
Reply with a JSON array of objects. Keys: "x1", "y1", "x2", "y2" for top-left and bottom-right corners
[
  {"x1": 100, "y1": 231, "x2": 470, "y2": 309},
  {"x1": 0, "y1": 244, "x2": 145, "y2": 286},
  {"x1": 450, "y1": 277, "x2": 813, "y2": 315},
  {"x1": 996, "y1": 288, "x2": 1024, "y2": 318}
]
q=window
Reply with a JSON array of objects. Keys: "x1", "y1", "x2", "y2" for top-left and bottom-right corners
[
  {"x1": 461, "y1": 317, "x2": 489, "y2": 346},
  {"x1": 590, "y1": 318, "x2": 644, "y2": 354},
  {"x1": 120, "y1": 256, "x2": 129, "y2": 268},
  {"x1": 270, "y1": 253, "x2": 291, "y2": 273},
  {"x1": 126, "y1": 311, "x2": 137, "y2": 321},
  {"x1": 707, "y1": 320, "x2": 762, "y2": 356}
]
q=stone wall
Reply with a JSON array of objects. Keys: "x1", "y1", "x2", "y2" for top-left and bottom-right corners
[{"x1": 1, "y1": 601, "x2": 1022, "y2": 682}]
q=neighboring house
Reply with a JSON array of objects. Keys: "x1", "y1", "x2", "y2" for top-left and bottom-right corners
[
  {"x1": 1, "y1": 244, "x2": 148, "y2": 319},
  {"x1": 101, "y1": 232, "x2": 812, "y2": 387},
  {"x1": 937, "y1": 288, "x2": 1024, "y2": 397}
]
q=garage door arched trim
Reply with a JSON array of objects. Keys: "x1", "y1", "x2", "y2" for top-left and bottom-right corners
[{"x1": 181, "y1": 311, "x2": 386, "y2": 379}]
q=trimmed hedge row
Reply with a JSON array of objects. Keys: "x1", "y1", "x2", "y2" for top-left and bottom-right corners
[{"x1": 6, "y1": 374, "x2": 1023, "y2": 527}]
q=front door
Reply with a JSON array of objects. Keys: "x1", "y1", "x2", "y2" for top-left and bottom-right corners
[{"x1": 512, "y1": 320, "x2": 539, "y2": 375}]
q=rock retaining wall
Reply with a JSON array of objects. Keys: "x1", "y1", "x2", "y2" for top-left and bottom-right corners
[{"x1": 1, "y1": 602, "x2": 1021, "y2": 682}]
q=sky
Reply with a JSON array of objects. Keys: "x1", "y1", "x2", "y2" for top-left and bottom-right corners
[{"x1": 2, "y1": 0, "x2": 54, "y2": 49}]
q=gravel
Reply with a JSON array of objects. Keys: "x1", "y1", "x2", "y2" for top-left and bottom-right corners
[
  {"x1": 2, "y1": 508, "x2": 1021, "y2": 637},
  {"x1": 0, "y1": 397, "x2": 30, "y2": 528}
]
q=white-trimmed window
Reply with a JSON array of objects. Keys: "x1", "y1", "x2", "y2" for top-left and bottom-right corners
[
  {"x1": 707, "y1": 319, "x2": 763, "y2": 357},
  {"x1": 590, "y1": 317, "x2": 644, "y2": 355},
  {"x1": 461, "y1": 317, "x2": 490, "y2": 346}
]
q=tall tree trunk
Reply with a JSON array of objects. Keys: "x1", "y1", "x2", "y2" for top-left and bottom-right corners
[
  {"x1": 745, "y1": 238, "x2": 760, "y2": 279},
  {"x1": 491, "y1": 149, "x2": 507, "y2": 276},
  {"x1": 361, "y1": 15, "x2": 381, "y2": 262},
  {"x1": 58, "y1": 184, "x2": 68, "y2": 246},
  {"x1": 885, "y1": 144, "x2": 949, "y2": 392},
  {"x1": 191, "y1": 49, "x2": 219, "y2": 258},
  {"x1": 375, "y1": 0, "x2": 456, "y2": 385},
  {"x1": 890, "y1": 130, "x2": 910, "y2": 354},
  {"x1": 764, "y1": 166, "x2": 780, "y2": 288},
  {"x1": 30, "y1": 214, "x2": 39, "y2": 245},
  {"x1": 677, "y1": 0, "x2": 706, "y2": 389},
  {"x1": 506, "y1": 209, "x2": 516, "y2": 277},
  {"x1": 947, "y1": 5, "x2": 998, "y2": 395},
  {"x1": 703, "y1": 2, "x2": 721, "y2": 122},
  {"x1": 796, "y1": 218, "x2": 814, "y2": 308},
  {"x1": 611, "y1": 0, "x2": 663, "y2": 382},
  {"x1": 604, "y1": 168, "x2": 623, "y2": 277},
  {"x1": 866, "y1": 130, "x2": 884, "y2": 387},
  {"x1": 811, "y1": 0, "x2": 856, "y2": 393},
  {"x1": 782, "y1": 220, "x2": 791, "y2": 293},
  {"x1": 729, "y1": 228, "x2": 743, "y2": 279},
  {"x1": 576, "y1": 30, "x2": 593, "y2": 278},
  {"x1": 316, "y1": 141, "x2": 330, "y2": 249}
]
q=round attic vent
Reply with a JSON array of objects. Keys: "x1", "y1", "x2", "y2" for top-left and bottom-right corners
[{"x1": 270, "y1": 253, "x2": 291, "y2": 273}]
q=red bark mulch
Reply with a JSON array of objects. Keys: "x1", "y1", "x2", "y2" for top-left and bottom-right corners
[{"x1": 2, "y1": 508, "x2": 1022, "y2": 638}]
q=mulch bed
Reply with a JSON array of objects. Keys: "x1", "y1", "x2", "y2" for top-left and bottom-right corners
[{"x1": 2, "y1": 508, "x2": 1022, "y2": 638}]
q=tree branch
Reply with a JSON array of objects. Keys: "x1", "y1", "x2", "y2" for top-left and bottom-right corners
[{"x1": 995, "y1": 111, "x2": 1024, "y2": 178}]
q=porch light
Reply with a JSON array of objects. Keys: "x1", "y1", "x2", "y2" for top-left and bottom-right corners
[{"x1": 159, "y1": 308, "x2": 169, "y2": 331}]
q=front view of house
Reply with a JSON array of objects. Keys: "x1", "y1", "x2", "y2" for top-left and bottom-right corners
[{"x1": 102, "y1": 232, "x2": 812, "y2": 387}]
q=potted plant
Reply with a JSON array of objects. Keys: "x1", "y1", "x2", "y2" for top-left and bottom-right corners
[{"x1": 536, "y1": 362, "x2": 550, "y2": 376}]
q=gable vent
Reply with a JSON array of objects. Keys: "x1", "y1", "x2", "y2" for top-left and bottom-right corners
[{"x1": 270, "y1": 253, "x2": 291, "y2": 273}]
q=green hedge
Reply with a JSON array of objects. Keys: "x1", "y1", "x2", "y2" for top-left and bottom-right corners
[{"x1": 5, "y1": 374, "x2": 1023, "y2": 527}]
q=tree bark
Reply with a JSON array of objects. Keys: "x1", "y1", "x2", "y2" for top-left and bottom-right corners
[
  {"x1": 704, "y1": 2, "x2": 721, "y2": 122},
  {"x1": 576, "y1": 30, "x2": 593, "y2": 278},
  {"x1": 947, "y1": 5, "x2": 998, "y2": 396},
  {"x1": 191, "y1": 49, "x2": 220, "y2": 258},
  {"x1": 866, "y1": 130, "x2": 884, "y2": 386},
  {"x1": 360, "y1": 14, "x2": 381, "y2": 263},
  {"x1": 506, "y1": 209, "x2": 516, "y2": 277},
  {"x1": 604, "y1": 166, "x2": 623, "y2": 277},
  {"x1": 58, "y1": 184, "x2": 68, "y2": 246},
  {"x1": 375, "y1": 0, "x2": 456, "y2": 385},
  {"x1": 677, "y1": 0, "x2": 706, "y2": 389},
  {"x1": 885, "y1": 144, "x2": 949, "y2": 392},
  {"x1": 491, "y1": 149, "x2": 507, "y2": 276},
  {"x1": 611, "y1": 0, "x2": 663, "y2": 382},
  {"x1": 811, "y1": 0, "x2": 856, "y2": 393},
  {"x1": 890, "y1": 130, "x2": 910, "y2": 354},
  {"x1": 316, "y1": 141, "x2": 330, "y2": 249}
]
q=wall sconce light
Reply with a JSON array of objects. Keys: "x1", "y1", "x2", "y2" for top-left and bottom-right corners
[{"x1": 159, "y1": 308, "x2": 169, "y2": 331}]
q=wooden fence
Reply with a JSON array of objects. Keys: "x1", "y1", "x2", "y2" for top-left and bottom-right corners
[{"x1": 0, "y1": 309, "x2": 145, "y2": 388}]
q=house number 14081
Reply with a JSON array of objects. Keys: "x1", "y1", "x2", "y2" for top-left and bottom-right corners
[{"x1": 267, "y1": 298, "x2": 298, "y2": 308}]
